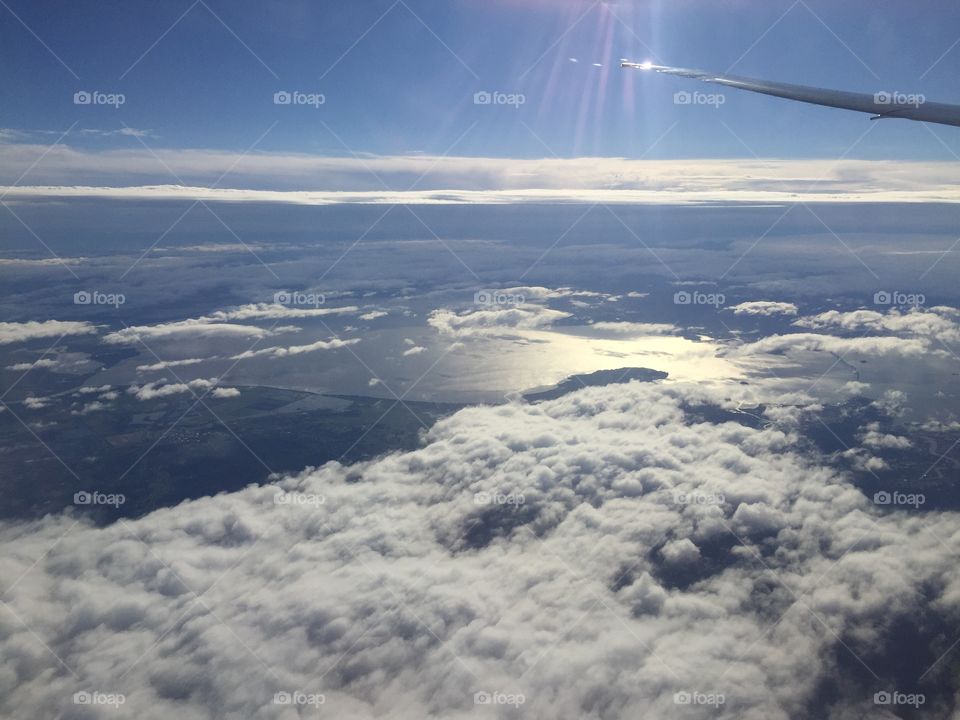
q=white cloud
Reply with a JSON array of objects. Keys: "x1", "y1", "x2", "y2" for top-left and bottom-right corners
[
  {"x1": 0, "y1": 257, "x2": 86, "y2": 267},
  {"x1": 428, "y1": 306, "x2": 571, "y2": 336},
  {"x1": 136, "y1": 358, "x2": 206, "y2": 372},
  {"x1": 402, "y1": 345, "x2": 426, "y2": 356},
  {"x1": 209, "y1": 303, "x2": 358, "y2": 321},
  {"x1": 0, "y1": 321, "x2": 96, "y2": 345},
  {"x1": 660, "y1": 538, "x2": 700, "y2": 564},
  {"x1": 127, "y1": 378, "x2": 217, "y2": 401},
  {"x1": 842, "y1": 447, "x2": 889, "y2": 473},
  {"x1": 22, "y1": 396, "x2": 51, "y2": 409},
  {"x1": 104, "y1": 305, "x2": 358, "y2": 346},
  {"x1": 231, "y1": 337, "x2": 360, "y2": 360},
  {"x1": 6, "y1": 352, "x2": 96, "y2": 374},
  {"x1": 729, "y1": 332, "x2": 929, "y2": 359},
  {"x1": 1, "y1": 381, "x2": 957, "y2": 719},
  {"x1": 858, "y1": 422, "x2": 912, "y2": 450},
  {"x1": 6, "y1": 358, "x2": 57, "y2": 370},
  {"x1": 873, "y1": 390, "x2": 908, "y2": 417},
  {"x1": 211, "y1": 387, "x2": 241, "y2": 398},
  {"x1": 1, "y1": 148, "x2": 960, "y2": 203},
  {"x1": 11, "y1": 183, "x2": 960, "y2": 205},
  {"x1": 77, "y1": 127, "x2": 155, "y2": 139},
  {"x1": 732, "y1": 307, "x2": 960, "y2": 364},
  {"x1": 103, "y1": 320, "x2": 272, "y2": 345},
  {"x1": 729, "y1": 301, "x2": 799, "y2": 317},
  {"x1": 76, "y1": 384, "x2": 111, "y2": 394},
  {"x1": 794, "y1": 308, "x2": 960, "y2": 341},
  {"x1": 72, "y1": 400, "x2": 108, "y2": 415},
  {"x1": 918, "y1": 419, "x2": 960, "y2": 433}
]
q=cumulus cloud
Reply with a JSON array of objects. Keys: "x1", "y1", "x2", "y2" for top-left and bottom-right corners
[
  {"x1": 103, "y1": 320, "x2": 274, "y2": 345},
  {"x1": 487, "y1": 286, "x2": 604, "y2": 301},
  {"x1": 230, "y1": 337, "x2": 360, "y2": 360},
  {"x1": 729, "y1": 307, "x2": 960, "y2": 365},
  {"x1": 208, "y1": 303, "x2": 358, "y2": 321},
  {"x1": 728, "y1": 301, "x2": 799, "y2": 317},
  {"x1": 76, "y1": 384, "x2": 112, "y2": 394},
  {"x1": 6, "y1": 351, "x2": 98, "y2": 374},
  {"x1": 102, "y1": 304, "x2": 357, "y2": 347},
  {"x1": 729, "y1": 332, "x2": 929, "y2": 359},
  {"x1": 136, "y1": 358, "x2": 206, "y2": 372},
  {"x1": 22, "y1": 396, "x2": 51, "y2": 409},
  {"x1": 428, "y1": 306, "x2": 571, "y2": 336},
  {"x1": 858, "y1": 422, "x2": 912, "y2": 450},
  {"x1": 659, "y1": 538, "x2": 700, "y2": 564},
  {"x1": 793, "y1": 307, "x2": 960, "y2": 343},
  {"x1": 211, "y1": 387, "x2": 241, "y2": 398},
  {"x1": 842, "y1": 447, "x2": 889, "y2": 473},
  {"x1": 918, "y1": 419, "x2": 960, "y2": 433},
  {"x1": 873, "y1": 390, "x2": 908, "y2": 417},
  {"x1": 0, "y1": 381, "x2": 957, "y2": 719},
  {"x1": 127, "y1": 378, "x2": 218, "y2": 401},
  {"x1": 0, "y1": 320, "x2": 96, "y2": 345},
  {"x1": 72, "y1": 400, "x2": 108, "y2": 415}
]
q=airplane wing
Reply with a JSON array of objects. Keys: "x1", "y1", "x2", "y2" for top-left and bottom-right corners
[{"x1": 621, "y1": 62, "x2": 960, "y2": 128}]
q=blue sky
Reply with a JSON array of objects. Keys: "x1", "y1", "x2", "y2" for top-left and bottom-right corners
[{"x1": 2, "y1": 0, "x2": 960, "y2": 162}]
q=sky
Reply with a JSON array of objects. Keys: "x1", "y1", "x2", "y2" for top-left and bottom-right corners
[
  {"x1": 6, "y1": 4, "x2": 960, "y2": 718},
  {"x1": 2, "y1": 0, "x2": 960, "y2": 165}
]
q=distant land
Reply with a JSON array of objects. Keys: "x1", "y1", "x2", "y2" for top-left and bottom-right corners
[{"x1": 523, "y1": 367, "x2": 668, "y2": 402}]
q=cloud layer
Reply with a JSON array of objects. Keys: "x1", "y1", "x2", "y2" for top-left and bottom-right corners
[
  {"x1": 1, "y1": 380, "x2": 957, "y2": 719},
  {"x1": 2, "y1": 149, "x2": 960, "y2": 203}
]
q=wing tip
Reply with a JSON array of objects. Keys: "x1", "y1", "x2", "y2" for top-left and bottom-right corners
[{"x1": 620, "y1": 60, "x2": 656, "y2": 71}]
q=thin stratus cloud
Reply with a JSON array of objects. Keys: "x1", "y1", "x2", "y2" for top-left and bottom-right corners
[
  {"x1": 6, "y1": 183, "x2": 960, "y2": 205},
  {"x1": 1, "y1": 143, "x2": 960, "y2": 202}
]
